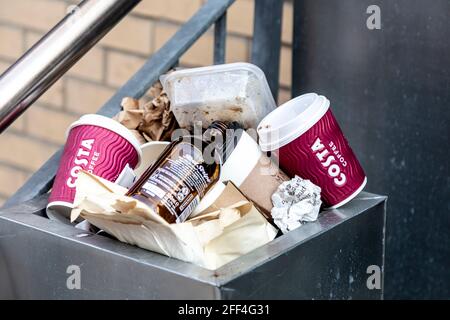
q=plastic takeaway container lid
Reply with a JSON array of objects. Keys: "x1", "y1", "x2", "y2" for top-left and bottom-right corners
[{"x1": 160, "y1": 62, "x2": 276, "y2": 110}]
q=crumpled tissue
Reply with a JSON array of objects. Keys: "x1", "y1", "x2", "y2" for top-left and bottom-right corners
[{"x1": 271, "y1": 176, "x2": 322, "y2": 234}]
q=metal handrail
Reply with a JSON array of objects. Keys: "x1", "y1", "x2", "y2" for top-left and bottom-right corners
[{"x1": 0, "y1": 0, "x2": 141, "y2": 134}]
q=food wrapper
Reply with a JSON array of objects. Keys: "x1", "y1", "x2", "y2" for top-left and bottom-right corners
[
  {"x1": 271, "y1": 176, "x2": 322, "y2": 234},
  {"x1": 71, "y1": 171, "x2": 277, "y2": 270}
]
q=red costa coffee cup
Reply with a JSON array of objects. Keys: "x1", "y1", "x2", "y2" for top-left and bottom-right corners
[
  {"x1": 47, "y1": 114, "x2": 142, "y2": 223},
  {"x1": 257, "y1": 93, "x2": 367, "y2": 208}
]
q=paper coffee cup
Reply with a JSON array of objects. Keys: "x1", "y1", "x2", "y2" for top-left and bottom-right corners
[
  {"x1": 193, "y1": 130, "x2": 289, "y2": 216},
  {"x1": 47, "y1": 114, "x2": 142, "y2": 223},
  {"x1": 257, "y1": 93, "x2": 367, "y2": 209}
]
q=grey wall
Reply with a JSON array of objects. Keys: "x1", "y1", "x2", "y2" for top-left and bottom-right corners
[{"x1": 292, "y1": 0, "x2": 449, "y2": 299}]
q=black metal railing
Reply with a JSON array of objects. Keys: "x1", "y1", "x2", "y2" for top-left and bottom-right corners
[{"x1": 3, "y1": 0, "x2": 284, "y2": 208}]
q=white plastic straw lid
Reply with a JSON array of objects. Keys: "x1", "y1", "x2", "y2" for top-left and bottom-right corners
[{"x1": 257, "y1": 93, "x2": 330, "y2": 151}]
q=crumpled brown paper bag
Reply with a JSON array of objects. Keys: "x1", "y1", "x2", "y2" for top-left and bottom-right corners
[
  {"x1": 113, "y1": 82, "x2": 178, "y2": 143},
  {"x1": 71, "y1": 171, "x2": 277, "y2": 270}
]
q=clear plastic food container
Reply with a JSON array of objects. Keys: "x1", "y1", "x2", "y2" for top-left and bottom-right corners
[{"x1": 160, "y1": 63, "x2": 277, "y2": 129}]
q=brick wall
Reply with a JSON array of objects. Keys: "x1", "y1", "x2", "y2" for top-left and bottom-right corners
[{"x1": 0, "y1": 0, "x2": 293, "y2": 205}]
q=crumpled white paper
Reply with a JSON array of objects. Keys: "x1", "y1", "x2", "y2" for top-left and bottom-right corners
[{"x1": 271, "y1": 176, "x2": 322, "y2": 234}]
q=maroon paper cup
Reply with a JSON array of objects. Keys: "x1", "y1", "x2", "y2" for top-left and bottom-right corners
[
  {"x1": 47, "y1": 114, "x2": 142, "y2": 223},
  {"x1": 258, "y1": 93, "x2": 366, "y2": 208}
]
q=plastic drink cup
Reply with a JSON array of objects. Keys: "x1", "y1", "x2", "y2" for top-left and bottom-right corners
[
  {"x1": 47, "y1": 114, "x2": 142, "y2": 223},
  {"x1": 257, "y1": 93, "x2": 367, "y2": 209}
]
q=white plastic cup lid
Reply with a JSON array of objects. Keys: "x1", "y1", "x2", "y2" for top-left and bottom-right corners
[
  {"x1": 67, "y1": 114, "x2": 143, "y2": 166},
  {"x1": 257, "y1": 93, "x2": 330, "y2": 151}
]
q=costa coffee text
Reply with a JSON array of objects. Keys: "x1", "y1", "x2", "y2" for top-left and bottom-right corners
[
  {"x1": 66, "y1": 139, "x2": 99, "y2": 188},
  {"x1": 311, "y1": 137, "x2": 347, "y2": 187}
]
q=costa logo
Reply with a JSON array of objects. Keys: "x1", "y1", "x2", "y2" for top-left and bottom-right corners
[
  {"x1": 311, "y1": 137, "x2": 347, "y2": 187},
  {"x1": 66, "y1": 139, "x2": 94, "y2": 188}
]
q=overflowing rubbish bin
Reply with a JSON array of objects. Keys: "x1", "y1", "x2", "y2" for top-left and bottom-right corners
[
  {"x1": 0, "y1": 62, "x2": 387, "y2": 299},
  {"x1": 0, "y1": 0, "x2": 389, "y2": 300}
]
